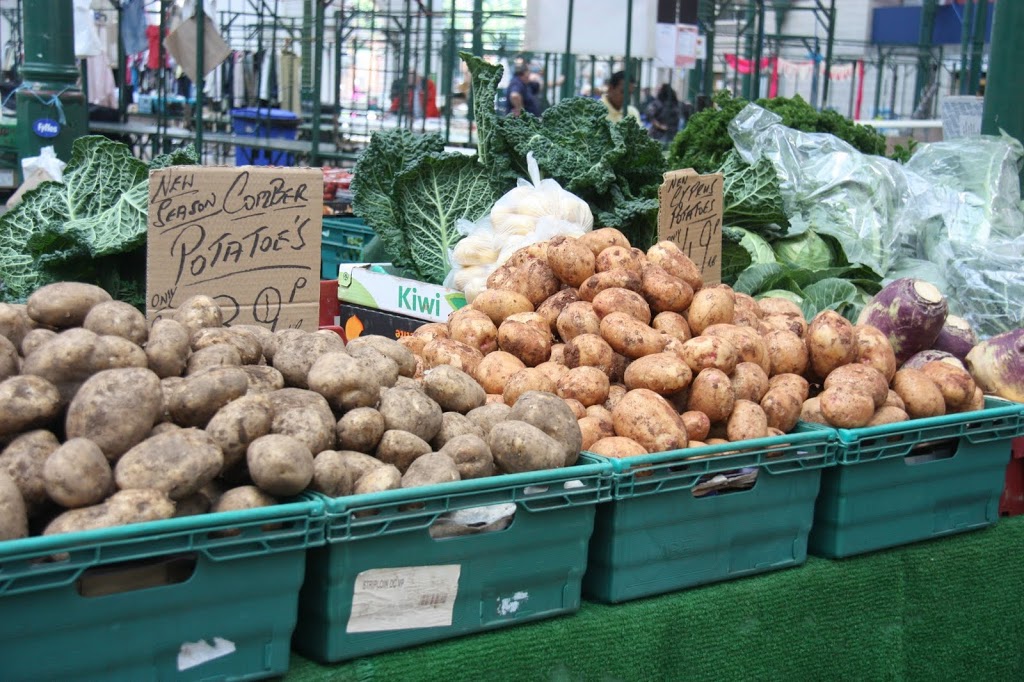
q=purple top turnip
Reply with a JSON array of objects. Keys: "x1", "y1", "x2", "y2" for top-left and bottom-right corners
[
  {"x1": 856, "y1": 278, "x2": 948, "y2": 365},
  {"x1": 902, "y1": 349, "x2": 964, "y2": 371},
  {"x1": 932, "y1": 315, "x2": 978, "y2": 361},
  {"x1": 965, "y1": 328, "x2": 1024, "y2": 403}
]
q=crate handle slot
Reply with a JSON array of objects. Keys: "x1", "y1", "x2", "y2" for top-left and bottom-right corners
[
  {"x1": 903, "y1": 438, "x2": 959, "y2": 466},
  {"x1": 76, "y1": 553, "x2": 197, "y2": 598},
  {"x1": 428, "y1": 503, "x2": 517, "y2": 540},
  {"x1": 690, "y1": 469, "x2": 759, "y2": 498}
]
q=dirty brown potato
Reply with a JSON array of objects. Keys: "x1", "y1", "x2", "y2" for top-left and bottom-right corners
[
  {"x1": 623, "y1": 352, "x2": 693, "y2": 396},
  {"x1": 600, "y1": 313, "x2": 666, "y2": 360},
  {"x1": 555, "y1": 301, "x2": 601, "y2": 342},
  {"x1": 0, "y1": 303, "x2": 38, "y2": 350},
  {"x1": 115, "y1": 428, "x2": 223, "y2": 499},
  {"x1": 474, "y1": 351, "x2": 526, "y2": 395},
  {"x1": 20, "y1": 328, "x2": 57, "y2": 357},
  {"x1": 170, "y1": 295, "x2": 223, "y2": 335},
  {"x1": 578, "y1": 268, "x2": 643, "y2": 302},
  {"x1": 0, "y1": 375, "x2": 62, "y2": 437},
  {"x1": 497, "y1": 320, "x2": 552, "y2": 368},
  {"x1": 488, "y1": 420, "x2": 565, "y2": 473},
  {"x1": 212, "y1": 485, "x2": 277, "y2": 514},
  {"x1": 687, "y1": 368, "x2": 735, "y2": 424},
  {"x1": 641, "y1": 265, "x2": 694, "y2": 314},
  {"x1": 508, "y1": 390, "x2": 583, "y2": 466},
  {"x1": 613, "y1": 388, "x2": 689, "y2": 453},
  {"x1": 205, "y1": 393, "x2": 274, "y2": 470},
  {"x1": 466, "y1": 403, "x2": 512, "y2": 436},
  {"x1": 471, "y1": 289, "x2": 535, "y2": 327},
  {"x1": 43, "y1": 438, "x2": 113, "y2": 508},
  {"x1": 230, "y1": 325, "x2": 274, "y2": 360},
  {"x1": 727, "y1": 400, "x2": 770, "y2": 442},
  {"x1": 557, "y1": 366, "x2": 611, "y2": 407},
  {"x1": 805, "y1": 310, "x2": 857, "y2": 379},
  {"x1": 799, "y1": 396, "x2": 828, "y2": 425},
  {"x1": 676, "y1": 336, "x2": 739, "y2": 375},
  {"x1": 819, "y1": 387, "x2": 875, "y2": 429},
  {"x1": 730, "y1": 362, "x2": 770, "y2": 404},
  {"x1": 44, "y1": 489, "x2": 175, "y2": 536},
  {"x1": 768, "y1": 373, "x2": 810, "y2": 402},
  {"x1": 824, "y1": 363, "x2": 890, "y2": 409},
  {"x1": 868, "y1": 406, "x2": 910, "y2": 426},
  {"x1": 921, "y1": 360, "x2": 977, "y2": 412},
  {"x1": 431, "y1": 411, "x2": 485, "y2": 450},
  {"x1": 421, "y1": 365, "x2": 487, "y2": 414},
  {"x1": 579, "y1": 228, "x2": 630, "y2": 257},
  {"x1": 892, "y1": 368, "x2": 946, "y2": 419},
  {"x1": 578, "y1": 416, "x2": 615, "y2": 450},
  {"x1": 354, "y1": 464, "x2": 402, "y2": 495},
  {"x1": 592, "y1": 288, "x2": 652, "y2": 324},
  {"x1": 65, "y1": 367, "x2": 163, "y2": 460},
  {"x1": 246, "y1": 434, "x2": 314, "y2": 496},
  {"x1": 165, "y1": 366, "x2": 249, "y2": 427},
  {"x1": 375, "y1": 430, "x2": 432, "y2": 472},
  {"x1": 311, "y1": 452, "x2": 356, "y2": 497},
  {"x1": 536, "y1": 289, "x2": 581, "y2": 333},
  {"x1": 438, "y1": 434, "x2": 495, "y2": 479},
  {"x1": 242, "y1": 365, "x2": 285, "y2": 393},
  {"x1": 645, "y1": 241, "x2": 704, "y2": 291},
  {"x1": 588, "y1": 436, "x2": 648, "y2": 459},
  {"x1": 269, "y1": 388, "x2": 337, "y2": 455},
  {"x1": 503, "y1": 368, "x2": 558, "y2": 406},
  {"x1": 145, "y1": 318, "x2": 191, "y2": 378},
  {"x1": 681, "y1": 410, "x2": 712, "y2": 442},
  {"x1": 486, "y1": 254, "x2": 561, "y2": 307},
  {"x1": 0, "y1": 471, "x2": 28, "y2": 540},
  {"x1": 307, "y1": 351, "x2": 382, "y2": 412},
  {"x1": 595, "y1": 245, "x2": 645, "y2": 276},
  {"x1": 1, "y1": 429, "x2": 60, "y2": 515},
  {"x1": 346, "y1": 335, "x2": 417, "y2": 378},
  {"x1": 563, "y1": 333, "x2": 615, "y2": 375},
  {"x1": 185, "y1": 344, "x2": 242, "y2": 374},
  {"x1": 547, "y1": 235, "x2": 597, "y2": 288},
  {"x1": 401, "y1": 452, "x2": 461, "y2": 489},
  {"x1": 764, "y1": 330, "x2": 809, "y2": 377},
  {"x1": 378, "y1": 385, "x2": 443, "y2": 442},
  {"x1": 422, "y1": 337, "x2": 484, "y2": 376},
  {"x1": 652, "y1": 311, "x2": 692, "y2": 343},
  {"x1": 687, "y1": 288, "x2": 735, "y2": 335},
  {"x1": 760, "y1": 389, "x2": 803, "y2": 433},
  {"x1": 335, "y1": 407, "x2": 386, "y2": 454},
  {"x1": 854, "y1": 324, "x2": 898, "y2": 382},
  {"x1": 447, "y1": 308, "x2": 499, "y2": 357},
  {"x1": 26, "y1": 282, "x2": 112, "y2": 328},
  {"x1": 191, "y1": 327, "x2": 262, "y2": 365},
  {"x1": 273, "y1": 332, "x2": 346, "y2": 389}
]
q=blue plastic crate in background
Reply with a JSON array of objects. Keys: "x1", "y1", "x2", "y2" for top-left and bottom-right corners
[
  {"x1": 321, "y1": 216, "x2": 376, "y2": 279},
  {"x1": 230, "y1": 107, "x2": 299, "y2": 166},
  {"x1": 584, "y1": 431, "x2": 836, "y2": 604},
  {"x1": 806, "y1": 397, "x2": 1024, "y2": 559},
  {"x1": 0, "y1": 498, "x2": 324, "y2": 681}
]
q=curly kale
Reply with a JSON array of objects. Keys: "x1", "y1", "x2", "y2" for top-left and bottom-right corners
[{"x1": 669, "y1": 91, "x2": 886, "y2": 174}]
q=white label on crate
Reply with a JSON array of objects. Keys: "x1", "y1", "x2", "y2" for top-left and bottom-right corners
[
  {"x1": 346, "y1": 565, "x2": 461, "y2": 633},
  {"x1": 0, "y1": 169, "x2": 13, "y2": 188},
  {"x1": 496, "y1": 591, "x2": 530, "y2": 616},
  {"x1": 176, "y1": 637, "x2": 236, "y2": 671}
]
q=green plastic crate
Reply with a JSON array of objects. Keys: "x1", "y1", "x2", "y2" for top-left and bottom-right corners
[
  {"x1": 807, "y1": 397, "x2": 1024, "y2": 559},
  {"x1": 583, "y1": 431, "x2": 835, "y2": 604},
  {"x1": 321, "y1": 217, "x2": 375, "y2": 279},
  {"x1": 0, "y1": 497, "x2": 325, "y2": 681},
  {"x1": 292, "y1": 456, "x2": 611, "y2": 663}
]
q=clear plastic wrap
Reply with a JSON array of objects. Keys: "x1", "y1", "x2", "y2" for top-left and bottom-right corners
[
  {"x1": 729, "y1": 104, "x2": 915, "y2": 278},
  {"x1": 730, "y1": 104, "x2": 1024, "y2": 338}
]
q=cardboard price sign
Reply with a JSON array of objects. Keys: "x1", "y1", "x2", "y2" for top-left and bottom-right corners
[
  {"x1": 657, "y1": 168, "x2": 723, "y2": 284},
  {"x1": 146, "y1": 166, "x2": 322, "y2": 332}
]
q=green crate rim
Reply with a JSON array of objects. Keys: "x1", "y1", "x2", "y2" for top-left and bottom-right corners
[
  {"x1": 316, "y1": 454, "x2": 612, "y2": 543},
  {"x1": 802, "y1": 397, "x2": 1024, "y2": 465},
  {"x1": 0, "y1": 495, "x2": 325, "y2": 597},
  {"x1": 322, "y1": 216, "x2": 375, "y2": 234},
  {"x1": 586, "y1": 429, "x2": 835, "y2": 500}
]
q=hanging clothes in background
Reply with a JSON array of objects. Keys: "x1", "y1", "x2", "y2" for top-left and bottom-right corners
[
  {"x1": 243, "y1": 52, "x2": 256, "y2": 104},
  {"x1": 258, "y1": 49, "x2": 278, "y2": 103},
  {"x1": 87, "y1": 55, "x2": 117, "y2": 107},
  {"x1": 279, "y1": 47, "x2": 301, "y2": 116},
  {"x1": 146, "y1": 25, "x2": 167, "y2": 70},
  {"x1": 73, "y1": 0, "x2": 104, "y2": 58},
  {"x1": 121, "y1": 0, "x2": 148, "y2": 56}
]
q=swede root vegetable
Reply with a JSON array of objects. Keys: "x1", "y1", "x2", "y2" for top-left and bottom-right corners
[
  {"x1": 932, "y1": 316, "x2": 978, "y2": 362},
  {"x1": 902, "y1": 349, "x2": 964, "y2": 371},
  {"x1": 965, "y1": 328, "x2": 1024, "y2": 403},
  {"x1": 856, "y1": 278, "x2": 948, "y2": 365}
]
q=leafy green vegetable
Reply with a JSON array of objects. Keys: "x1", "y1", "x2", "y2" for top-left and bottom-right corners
[
  {"x1": 798, "y1": 278, "x2": 859, "y2": 320},
  {"x1": 773, "y1": 230, "x2": 832, "y2": 271},
  {"x1": 351, "y1": 129, "x2": 446, "y2": 273},
  {"x1": 669, "y1": 90, "x2": 886, "y2": 174},
  {"x1": 392, "y1": 153, "x2": 502, "y2": 284},
  {"x1": 0, "y1": 136, "x2": 196, "y2": 306},
  {"x1": 717, "y1": 151, "x2": 789, "y2": 233}
]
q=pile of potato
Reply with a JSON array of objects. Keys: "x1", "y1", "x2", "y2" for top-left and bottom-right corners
[
  {"x1": 400, "y1": 227, "x2": 988, "y2": 458},
  {"x1": 0, "y1": 282, "x2": 582, "y2": 542}
]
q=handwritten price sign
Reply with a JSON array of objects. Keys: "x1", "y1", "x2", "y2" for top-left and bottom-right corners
[
  {"x1": 657, "y1": 169, "x2": 723, "y2": 285},
  {"x1": 146, "y1": 166, "x2": 322, "y2": 331}
]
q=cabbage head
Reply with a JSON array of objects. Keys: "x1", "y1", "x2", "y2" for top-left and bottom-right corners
[{"x1": 773, "y1": 230, "x2": 832, "y2": 271}]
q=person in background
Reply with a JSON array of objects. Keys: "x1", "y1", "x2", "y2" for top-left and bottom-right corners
[
  {"x1": 390, "y1": 70, "x2": 439, "y2": 118},
  {"x1": 505, "y1": 59, "x2": 542, "y2": 117},
  {"x1": 639, "y1": 87, "x2": 655, "y2": 121},
  {"x1": 646, "y1": 84, "x2": 681, "y2": 145},
  {"x1": 602, "y1": 71, "x2": 641, "y2": 123}
]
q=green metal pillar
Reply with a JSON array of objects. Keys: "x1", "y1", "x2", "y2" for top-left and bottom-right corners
[
  {"x1": 624, "y1": 0, "x2": 634, "y2": 107},
  {"x1": 820, "y1": 0, "x2": 837, "y2": 108},
  {"x1": 914, "y1": 0, "x2": 937, "y2": 111},
  {"x1": 750, "y1": 0, "x2": 765, "y2": 100},
  {"x1": 967, "y1": 0, "x2": 988, "y2": 94},
  {"x1": 311, "y1": 0, "x2": 324, "y2": 165},
  {"x1": 982, "y1": 0, "x2": 1024, "y2": 148},
  {"x1": 17, "y1": 0, "x2": 88, "y2": 162},
  {"x1": 958, "y1": 0, "x2": 973, "y2": 94},
  {"x1": 560, "y1": 0, "x2": 575, "y2": 101},
  {"x1": 740, "y1": 2, "x2": 755, "y2": 99},
  {"x1": 699, "y1": 0, "x2": 716, "y2": 101}
]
